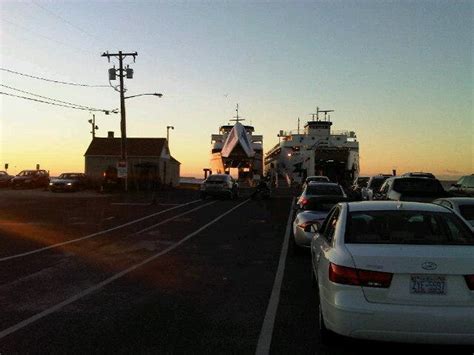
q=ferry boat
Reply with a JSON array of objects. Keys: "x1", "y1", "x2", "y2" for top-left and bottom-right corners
[
  {"x1": 210, "y1": 105, "x2": 264, "y2": 181},
  {"x1": 265, "y1": 107, "x2": 359, "y2": 187}
]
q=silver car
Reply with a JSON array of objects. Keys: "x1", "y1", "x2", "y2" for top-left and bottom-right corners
[
  {"x1": 295, "y1": 182, "x2": 346, "y2": 210},
  {"x1": 292, "y1": 196, "x2": 347, "y2": 252},
  {"x1": 200, "y1": 174, "x2": 239, "y2": 200},
  {"x1": 433, "y1": 197, "x2": 474, "y2": 229}
]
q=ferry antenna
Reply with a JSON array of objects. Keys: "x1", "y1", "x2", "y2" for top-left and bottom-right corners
[
  {"x1": 309, "y1": 107, "x2": 334, "y2": 121},
  {"x1": 230, "y1": 103, "x2": 245, "y2": 123}
]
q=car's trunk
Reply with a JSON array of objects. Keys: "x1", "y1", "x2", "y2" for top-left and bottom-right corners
[{"x1": 346, "y1": 244, "x2": 474, "y2": 306}]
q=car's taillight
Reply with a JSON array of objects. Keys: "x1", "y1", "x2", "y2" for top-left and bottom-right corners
[
  {"x1": 298, "y1": 197, "x2": 309, "y2": 206},
  {"x1": 298, "y1": 221, "x2": 320, "y2": 232},
  {"x1": 464, "y1": 275, "x2": 474, "y2": 290},
  {"x1": 329, "y1": 263, "x2": 393, "y2": 288}
]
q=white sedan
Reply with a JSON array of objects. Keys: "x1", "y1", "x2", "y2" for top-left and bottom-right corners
[
  {"x1": 310, "y1": 201, "x2": 474, "y2": 345},
  {"x1": 433, "y1": 197, "x2": 474, "y2": 229}
]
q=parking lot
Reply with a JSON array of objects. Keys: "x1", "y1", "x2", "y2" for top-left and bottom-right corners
[{"x1": 0, "y1": 188, "x2": 472, "y2": 354}]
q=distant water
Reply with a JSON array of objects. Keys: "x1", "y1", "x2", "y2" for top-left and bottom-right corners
[
  {"x1": 441, "y1": 180, "x2": 456, "y2": 191},
  {"x1": 180, "y1": 177, "x2": 204, "y2": 184}
]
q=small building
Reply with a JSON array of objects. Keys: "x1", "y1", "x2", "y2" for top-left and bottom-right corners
[{"x1": 84, "y1": 132, "x2": 180, "y2": 189}]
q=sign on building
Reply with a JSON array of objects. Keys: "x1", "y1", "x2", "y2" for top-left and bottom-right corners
[{"x1": 117, "y1": 160, "x2": 128, "y2": 178}]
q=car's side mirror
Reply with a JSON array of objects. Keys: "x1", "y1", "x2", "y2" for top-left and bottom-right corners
[{"x1": 451, "y1": 183, "x2": 460, "y2": 188}]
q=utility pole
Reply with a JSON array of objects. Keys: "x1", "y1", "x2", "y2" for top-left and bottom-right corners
[
  {"x1": 101, "y1": 50, "x2": 137, "y2": 191},
  {"x1": 88, "y1": 114, "x2": 98, "y2": 138}
]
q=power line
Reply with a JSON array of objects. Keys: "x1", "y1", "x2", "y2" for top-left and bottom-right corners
[
  {"x1": 0, "y1": 84, "x2": 96, "y2": 110},
  {"x1": 1, "y1": 18, "x2": 91, "y2": 54},
  {"x1": 32, "y1": 2, "x2": 102, "y2": 43},
  {"x1": 0, "y1": 68, "x2": 109, "y2": 88},
  {"x1": 0, "y1": 91, "x2": 115, "y2": 113}
]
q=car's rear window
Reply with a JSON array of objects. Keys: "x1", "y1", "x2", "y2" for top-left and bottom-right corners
[
  {"x1": 306, "y1": 185, "x2": 342, "y2": 196},
  {"x1": 206, "y1": 175, "x2": 227, "y2": 182},
  {"x1": 345, "y1": 210, "x2": 474, "y2": 245},
  {"x1": 307, "y1": 177, "x2": 328, "y2": 183},
  {"x1": 392, "y1": 178, "x2": 444, "y2": 195},
  {"x1": 304, "y1": 197, "x2": 346, "y2": 211}
]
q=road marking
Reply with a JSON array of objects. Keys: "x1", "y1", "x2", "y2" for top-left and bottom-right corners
[
  {"x1": 133, "y1": 201, "x2": 216, "y2": 235},
  {"x1": 0, "y1": 199, "x2": 202, "y2": 262},
  {"x1": 255, "y1": 197, "x2": 295, "y2": 355},
  {"x1": 0, "y1": 198, "x2": 250, "y2": 340}
]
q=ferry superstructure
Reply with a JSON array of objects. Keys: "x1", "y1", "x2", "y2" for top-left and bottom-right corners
[
  {"x1": 210, "y1": 105, "x2": 263, "y2": 180},
  {"x1": 265, "y1": 108, "x2": 359, "y2": 186}
]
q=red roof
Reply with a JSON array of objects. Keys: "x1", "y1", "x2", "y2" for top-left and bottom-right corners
[{"x1": 85, "y1": 138, "x2": 166, "y2": 157}]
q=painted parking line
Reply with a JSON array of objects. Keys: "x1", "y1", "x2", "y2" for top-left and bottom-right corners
[
  {"x1": 0, "y1": 199, "x2": 202, "y2": 262},
  {"x1": 0, "y1": 199, "x2": 250, "y2": 340},
  {"x1": 255, "y1": 197, "x2": 295, "y2": 355},
  {"x1": 133, "y1": 201, "x2": 216, "y2": 235}
]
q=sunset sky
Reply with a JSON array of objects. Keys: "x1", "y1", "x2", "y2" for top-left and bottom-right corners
[{"x1": 1, "y1": 1, "x2": 472, "y2": 179}]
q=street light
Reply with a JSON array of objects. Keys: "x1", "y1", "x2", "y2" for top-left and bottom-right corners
[
  {"x1": 124, "y1": 93, "x2": 163, "y2": 100},
  {"x1": 166, "y1": 125, "x2": 174, "y2": 144}
]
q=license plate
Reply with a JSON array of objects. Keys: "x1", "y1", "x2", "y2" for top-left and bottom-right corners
[{"x1": 410, "y1": 275, "x2": 446, "y2": 295}]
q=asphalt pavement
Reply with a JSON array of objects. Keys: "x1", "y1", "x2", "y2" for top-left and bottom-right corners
[{"x1": 0, "y1": 188, "x2": 472, "y2": 354}]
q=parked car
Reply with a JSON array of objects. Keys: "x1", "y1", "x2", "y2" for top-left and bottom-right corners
[
  {"x1": 200, "y1": 174, "x2": 239, "y2": 199},
  {"x1": 449, "y1": 174, "x2": 474, "y2": 197},
  {"x1": 310, "y1": 201, "x2": 474, "y2": 345},
  {"x1": 401, "y1": 172, "x2": 436, "y2": 179},
  {"x1": 301, "y1": 175, "x2": 331, "y2": 191},
  {"x1": 11, "y1": 170, "x2": 50, "y2": 189},
  {"x1": 295, "y1": 182, "x2": 346, "y2": 210},
  {"x1": 361, "y1": 174, "x2": 393, "y2": 200},
  {"x1": 292, "y1": 195, "x2": 347, "y2": 252},
  {"x1": 49, "y1": 173, "x2": 89, "y2": 192},
  {"x1": 0, "y1": 171, "x2": 14, "y2": 187},
  {"x1": 433, "y1": 197, "x2": 474, "y2": 229},
  {"x1": 377, "y1": 176, "x2": 448, "y2": 202}
]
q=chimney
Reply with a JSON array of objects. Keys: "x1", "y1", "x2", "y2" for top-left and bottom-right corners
[{"x1": 108, "y1": 131, "x2": 114, "y2": 138}]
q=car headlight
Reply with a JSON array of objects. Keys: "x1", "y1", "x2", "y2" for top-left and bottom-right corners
[
  {"x1": 67, "y1": 182, "x2": 73, "y2": 186},
  {"x1": 49, "y1": 182, "x2": 53, "y2": 186}
]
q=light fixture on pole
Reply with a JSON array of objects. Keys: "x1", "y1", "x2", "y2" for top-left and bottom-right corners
[
  {"x1": 88, "y1": 114, "x2": 99, "y2": 138},
  {"x1": 166, "y1": 125, "x2": 174, "y2": 144},
  {"x1": 124, "y1": 93, "x2": 163, "y2": 100}
]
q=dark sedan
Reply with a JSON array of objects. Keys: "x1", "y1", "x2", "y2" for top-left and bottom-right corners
[
  {"x1": 49, "y1": 173, "x2": 89, "y2": 192},
  {"x1": 11, "y1": 170, "x2": 50, "y2": 189}
]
